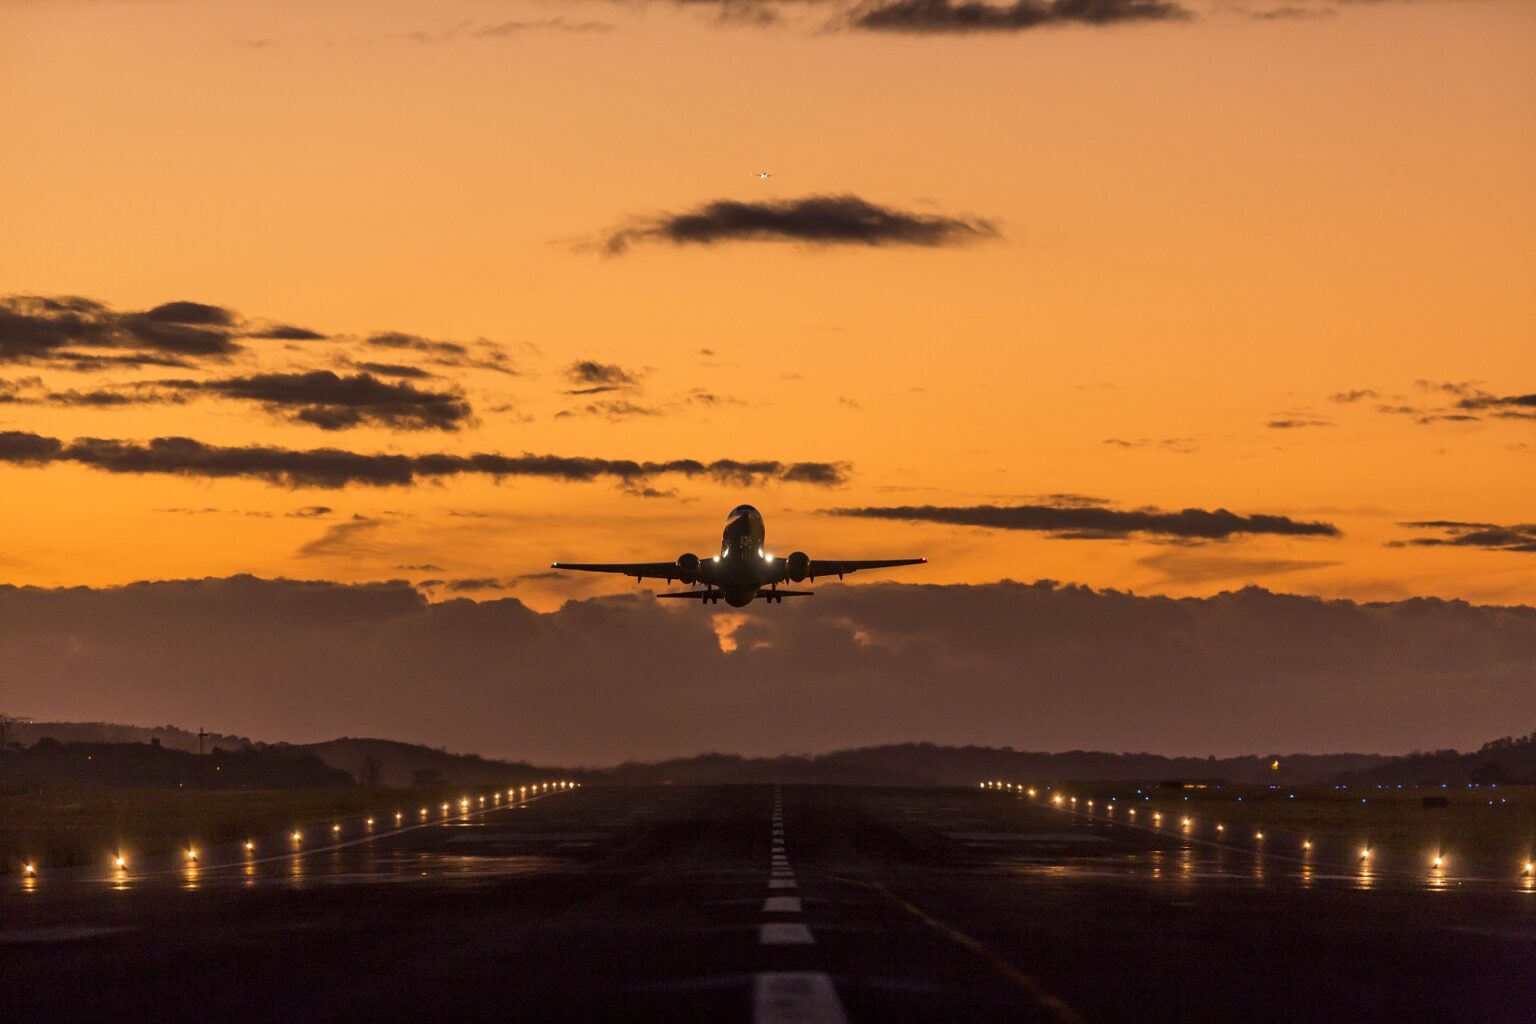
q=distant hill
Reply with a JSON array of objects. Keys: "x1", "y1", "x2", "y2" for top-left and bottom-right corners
[
  {"x1": 1331, "y1": 730, "x2": 1536, "y2": 786},
  {"x1": 4, "y1": 720, "x2": 255, "y2": 753},
  {"x1": 0, "y1": 738, "x2": 351, "y2": 789},
  {"x1": 595, "y1": 743, "x2": 1390, "y2": 787},
  {"x1": 297, "y1": 738, "x2": 568, "y2": 789}
]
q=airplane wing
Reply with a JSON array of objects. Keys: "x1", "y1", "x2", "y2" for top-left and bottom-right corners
[
  {"x1": 807, "y1": 558, "x2": 925, "y2": 580},
  {"x1": 549, "y1": 562, "x2": 687, "y2": 582}
]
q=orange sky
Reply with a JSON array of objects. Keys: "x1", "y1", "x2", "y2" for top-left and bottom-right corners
[{"x1": 0, "y1": 0, "x2": 1533, "y2": 612}]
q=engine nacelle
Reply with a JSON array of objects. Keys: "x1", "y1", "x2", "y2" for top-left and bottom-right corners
[
  {"x1": 786, "y1": 551, "x2": 810, "y2": 583},
  {"x1": 676, "y1": 552, "x2": 701, "y2": 584}
]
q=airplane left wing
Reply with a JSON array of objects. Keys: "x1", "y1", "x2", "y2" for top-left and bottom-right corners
[
  {"x1": 550, "y1": 561, "x2": 686, "y2": 582},
  {"x1": 806, "y1": 558, "x2": 926, "y2": 580}
]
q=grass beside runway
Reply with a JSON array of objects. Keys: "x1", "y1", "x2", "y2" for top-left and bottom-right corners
[
  {"x1": 980, "y1": 781, "x2": 1536, "y2": 878},
  {"x1": 0, "y1": 783, "x2": 551, "y2": 874}
]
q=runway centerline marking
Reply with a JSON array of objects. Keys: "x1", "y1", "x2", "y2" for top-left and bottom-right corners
[
  {"x1": 769, "y1": 879, "x2": 798, "y2": 889},
  {"x1": 760, "y1": 923, "x2": 816, "y2": 946},
  {"x1": 763, "y1": 896, "x2": 802, "y2": 913},
  {"x1": 752, "y1": 972, "x2": 848, "y2": 1024}
]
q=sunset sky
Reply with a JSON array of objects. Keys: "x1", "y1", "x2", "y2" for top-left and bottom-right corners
[{"x1": 0, "y1": 0, "x2": 1533, "y2": 757}]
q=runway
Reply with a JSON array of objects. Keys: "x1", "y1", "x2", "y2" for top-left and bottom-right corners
[{"x1": 3, "y1": 785, "x2": 1532, "y2": 1023}]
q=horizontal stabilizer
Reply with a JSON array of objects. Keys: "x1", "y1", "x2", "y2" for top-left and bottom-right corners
[
  {"x1": 652, "y1": 589, "x2": 815, "y2": 601},
  {"x1": 757, "y1": 589, "x2": 813, "y2": 598}
]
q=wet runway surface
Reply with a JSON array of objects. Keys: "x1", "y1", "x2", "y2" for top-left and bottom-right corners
[{"x1": 3, "y1": 785, "x2": 1533, "y2": 1023}]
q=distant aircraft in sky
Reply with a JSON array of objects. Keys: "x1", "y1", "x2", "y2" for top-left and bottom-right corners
[
  {"x1": 551, "y1": 504, "x2": 925, "y2": 606},
  {"x1": 752, "y1": 171, "x2": 772, "y2": 180}
]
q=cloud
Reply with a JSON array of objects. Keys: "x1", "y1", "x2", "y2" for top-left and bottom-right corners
[
  {"x1": 1395, "y1": 521, "x2": 1536, "y2": 555},
  {"x1": 190, "y1": 371, "x2": 473, "y2": 432},
  {"x1": 366, "y1": 332, "x2": 517, "y2": 375},
  {"x1": 1102, "y1": 437, "x2": 1198, "y2": 453},
  {"x1": 0, "y1": 294, "x2": 243, "y2": 366},
  {"x1": 564, "y1": 359, "x2": 641, "y2": 394},
  {"x1": 603, "y1": 194, "x2": 997, "y2": 254},
  {"x1": 297, "y1": 515, "x2": 385, "y2": 558},
  {"x1": 392, "y1": 19, "x2": 613, "y2": 43},
  {"x1": 1267, "y1": 417, "x2": 1331, "y2": 429},
  {"x1": 249, "y1": 324, "x2": 327, "y2": 341},
  {"x1": 349, "y1": 361, "x2": 435, "y2": 380},
  {"x1": 1455, "y1": 392, "x2": 1536, "y2": 420},
  {"x1": 0, "y1": 430, "x2": 850, "y2": 490},
  {"x1": 1137, "y1": 549, "x2": 1341, "y2": 585},
  {"x1": 846, "y1": 0, "x2": 1191, "y2": 34},
  {"x1": 831, "y1": 501, "x2": 1340, "y2": 540},
  {"x1": 1329, "y1": 389, "x2": 1379, "y2": 404},
  {"x1": 1, "y1": 576, "x2": 1533, "y2": 763},
  {"x1": 1249, "y1": 5, "x2": 1336, "y2": 18}
]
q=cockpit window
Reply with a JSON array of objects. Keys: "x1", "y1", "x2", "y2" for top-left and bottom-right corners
[{"x1": 727, "y1": 504, "x2": 761, "y2": 519}]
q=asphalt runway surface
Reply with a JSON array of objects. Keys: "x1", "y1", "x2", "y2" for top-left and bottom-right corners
[{"x1": 3, "y1": 785, "x2": 1533, "y2": 1024}]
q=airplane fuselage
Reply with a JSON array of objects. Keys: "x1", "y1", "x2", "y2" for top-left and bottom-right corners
[{"x1": 701, "y1": 505, "x2": 775, "y2": 606}]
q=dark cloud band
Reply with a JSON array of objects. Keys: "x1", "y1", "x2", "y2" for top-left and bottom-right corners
[
  {"x1": 0, "y1": 430, "x2": 848, "y2": 490},
  {"x1": 848, "y1": 0, "x2": 1191, "y2": 33},
  {"x1": 604, "y1": 194, "x2": 996, "y2": 253},
  {"x1": 831, "y1": 502, "x2": 1339, "y2": 540}
]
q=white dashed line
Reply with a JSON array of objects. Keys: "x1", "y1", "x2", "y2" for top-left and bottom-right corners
[
  {"x1": 769, "y1": 878, "x2": 798, "y2": 889},
  {"x1": 763, "y1": 896, "x2": 802, "y2": 913},
  {"x1": 752, "y1": 972, "x2": 848, "y2": 1024},
  {"x1": 759, "y1": 922, "x2": 816, "y2": 945}
]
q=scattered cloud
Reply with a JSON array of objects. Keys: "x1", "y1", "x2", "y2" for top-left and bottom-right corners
[
  {"x1": 297, "y1": 515, "x2": 386, "y2": 558},
  {"x1": 1102, "y1": 437, "x2": 1198, "y2": 454},
  {"x1": 846, "y1": 0, "x2": 1192, "y2": 34},
  {"x1": 0, "y1": 429, "x2": 850, "y2": 490},
  {"x1": 564, "y1": 359, "x2": 641, "y2": 395},
  {"x1": 188, "y1": 371, "x2": 473, "y2": 432},
  {"x1": 1394, "y1": 521, "x2": 1536, "y2": 555},
  {"x1": 366, "y1": 332, "x2": 517, "y2": 375},
  {"x1": 831, "y1": 501, "x2": 1340, "y2": 541},
  {"x1": 1138, "y1": 549, "x2": 1341, "y2": 585},
  {"x1": 603, "y1": 195, "x2": 997, "y2": 254},
  {"x1": 0, "y1": 295, "x2": 242, "y2": 367},
  {"x1": 1267, "y1": 417, "x2": 1332, "y2": 429},
  {"x1": 1330, "y1": 388, "x2": 1379, "y2": 404},
  {"x1": 391, "y1": 19, "x2": 613, "y2": 43}
]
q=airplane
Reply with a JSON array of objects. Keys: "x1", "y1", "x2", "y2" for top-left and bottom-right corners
[
  {"x1": 550, "y1": 504, "x2": 925, "y2": 606},
  {"x1": 752, "y1": 171, "x2": 772, "y2": 180}
]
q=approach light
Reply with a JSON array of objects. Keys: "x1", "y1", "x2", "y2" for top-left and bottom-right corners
[
  {"x1": 1128, "y1": 809, "x2": 1136, "y2": 817},
  {"x1": 1052, "y1": 795, "x2": 1063, "y2": 806},
  {"x1": 366, "y1": 817, "x2": 375, "y2": 827},
  {"x1": 1360, "y1": 848, "x2": 1372, "y2": 861},
  {"x1": 1153, "y1": 813, "x2": 1162, "y2": 822},
  {"x1": 420, "y1": 808, "x2": 429, "y2": 818},
  {"x1": 114, "y1": 855, "x2": 128, "y2": 870},
  {"x1": 441, "y1": 803, "x2": 450, "y2": 813},
  {"x1": 244, "y1": 840, "x2": 255, "y2": 852},
  {"x1": 1027, "y1": 788, "x2": 1037, "y2": 798},
  {"x1": 332, "y1": 824, "x2": 341, "y2": 833},
  {"x1": 1524, "y1": 862, "x2": 1534, "y2": 876},
  {"x1": 1432, "y1": 854, "x2": 1444, "y2": 869},
  {"x1": 292, "y1": 831, "x2": 302, "y2": 842},
  {"x1": 1255, "y1": 832, "x2": 1264, "y2": 841},
  {"x1": 1303, "y1": 840, "x2": 1312, "y2": 851},
  {"x1": 185, "y1": 848, "x2": 198, "y2": 862},
  {"x1": 396, "y1": 812, "x2": 404, "y2": 822},
  {"x1": 23, "y1": 862, "x2": 36, "y2": 876},
  {"x1": 1181, "y1": 817, "x2": 1192, "y2": 828},
  {"x1": 1216, "y1": 824, "x2": 1226, "y2": 833}
]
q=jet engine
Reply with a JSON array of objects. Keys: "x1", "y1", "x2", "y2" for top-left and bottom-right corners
[
  {"x1": 676, "y1": 552, "x2": 701, "y2": 584},
  {"x1": 786, "y1": 551, "x2": 811, "y2": 583}
]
